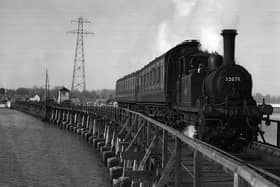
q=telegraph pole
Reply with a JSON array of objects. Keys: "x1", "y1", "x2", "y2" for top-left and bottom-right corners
[
  {"x1": 67, "y1": 17, "x2": 93, "y2": 92},
  {"x1": 45, "y1": 68, "x2": 50, "y2": 103}
]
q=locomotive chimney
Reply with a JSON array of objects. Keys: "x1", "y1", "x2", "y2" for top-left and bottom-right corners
[{"x1": 221, "y1": 29, "x2": 237, "y2": 65}]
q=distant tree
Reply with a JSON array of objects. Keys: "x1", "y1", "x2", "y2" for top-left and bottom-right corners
[
  {"x1": 264, "y1": 94, "x2": 271, "y2": 103},
  {"x1": 0, "y1": 88, "x2": 5, "y2": 94},
  {"x1": 15, "y1": 88, "x2": 30, "y2": 95},
  {"x1": 254, "y1": 93, "x2": 263, "y2": 103},
  {"x1": 99, "y1": 89, "x2": 115, "y2": 99}
]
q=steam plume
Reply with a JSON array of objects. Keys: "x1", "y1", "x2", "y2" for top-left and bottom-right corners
[{"x1": 156, "y1": 0, "x2": 241, "y2": 54}]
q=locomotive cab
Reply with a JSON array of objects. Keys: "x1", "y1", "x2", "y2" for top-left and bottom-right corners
[{"x1": 177, "y1": 54, "x2": 209, "y2": 108}]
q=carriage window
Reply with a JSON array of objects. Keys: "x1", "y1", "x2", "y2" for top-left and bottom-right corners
[
  {"x1": 147, "y1": 73, "x2": 149, "y2": 86},
  {"x1": 157, "y1": 66, "x2": 161, "y2": 83},
  {"x1": 151, "y1": 71, "x2": 153, "y2": 85},
  {"x1": 179, "y1": 57, "x2": 184, "y2": 76},
  {"x1": 151, "y1": 70, "x2": 153, "y2": 84},
  {"x1": 148, "y1": 72, "x2": 150, "y2": 86},
  {"x1": 132, "y1": 79, "x2": 134, "y2": 90},
  {"x1": 144, "y1": 74, "x2": 146, "y2": 87},
  {"x1": 153, "y1": 68, "x2": 156, "y2": 84}
]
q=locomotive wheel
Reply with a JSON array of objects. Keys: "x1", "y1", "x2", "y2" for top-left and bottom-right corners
[{"x1": 197, "y1": 111, "x2": 247, "y2": 151}]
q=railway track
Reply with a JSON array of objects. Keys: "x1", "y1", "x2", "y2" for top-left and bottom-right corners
[
  {"x1": 160, "y1": 135, "x2": 280, "y2": 186},
  {"x1": 233, "y1": 141, "x2": 280, "y2": 186},
  {"x1": 194, "y1": 139, "x2": 280, "y2": 186}
]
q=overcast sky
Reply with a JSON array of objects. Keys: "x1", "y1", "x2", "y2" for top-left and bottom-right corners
[{"x1": 0, "y1": 0, "x2": 280, "y2": 95}]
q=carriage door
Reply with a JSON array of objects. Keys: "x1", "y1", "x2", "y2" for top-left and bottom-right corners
[{"x1": 176, "y1": 57, "x2": 185, "y2": 105}]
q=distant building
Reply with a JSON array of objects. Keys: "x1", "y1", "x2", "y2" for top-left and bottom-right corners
[
  {"x1": 57, "y1": 87, "x2": 70, "y2": 104},
  {"x1": 95, "y1": 98, "x2": 108, "y2": 106},
  {"x1": 0, "y1": 88, "x2": 5, "y2": 95},
  {"x1": 70, "y1": 97, "x2": 80, "y2": 105},
  {"x1": 29, "y1": 94, "x2": 41, "y2": 102}
]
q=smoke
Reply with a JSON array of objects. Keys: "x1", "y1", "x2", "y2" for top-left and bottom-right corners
[
  {"x1": 172, "y1": 0, "x2": 197, "y2": 18},
  {"x1": 156, "y1": 0, "x2": 241, "y2": 54},
  {"x1": 157, "y1": 22, "x2": 172, "y2": 53}
]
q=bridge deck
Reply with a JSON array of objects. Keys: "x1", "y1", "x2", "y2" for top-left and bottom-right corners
[{"x1": 13, "y1": 102, "x2": 280, "y2": 187}]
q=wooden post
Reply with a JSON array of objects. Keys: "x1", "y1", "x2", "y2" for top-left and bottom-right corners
[
  {"x1": 175, "y1": 137, "x2": 182, "y2": 187},
  {"x1": 234, "y1": 173, "x2": 249, "y2": 187},
  {"x1": 92, "y1": 119, "x2": 97, "y2": 137},
  {"x1": 111, "y1": 129, "x2": 116, "y2": 150},
  {"x1": 57, "y1": 110, "x2": 61, "y2": 123},
  {"x1": 74, "y1": 112, "x2": 77, "y2": 125},
  {"x1": 105, "y1": 125, "x2": 110, "y2": 145},
  {"x1": 162, "y1": 129, "x2": 168, "y2": 168},
  {"x1": 50, "y1": 109, "x2": 54, "y2": 121},
  {"x1": 60, "y1": 110, "x2": 63, "y2": 122},
  {"x1": 97, "y1": 119, "x2": 102, "y2": 138},
  {"x1": 103, "y1": 121, "x2": 107, "y2": 139},
  {"x1": 120, "y1": 109, "x2": 123, "y2": 124},
  {"x1": 140, "y1": 121, "x2": 146, "y2": 149},
  {"x1": 63, "y1": 111, "x2": 66, "y2": 121},
  {"x1": 146, "y1": 122, "x2": 151, "y2": 147},
  {"x1": 64, "y1": 111, "x2": 67, "y2": 121},
  {"x1": 156, "y1": 150, "x2": 177, "y2": 187},
  {"x1": 70, "y1": 111, "x2": 73, "y2": 124},
  {"x1": 81, "y1": 114, "x2": 85, "y2": 127},
  {"x1": 54, "y1": 109, "x2": 58, "y2": 121},
  {"x1": 88, "y1": 116, "x2": 93, "y2": 133},
  {"x1": 193, "y1": 150, "x2": 202, "y2": 187},
  {"x1": 77, "y1": 113, "x2": 81, "y2": 126},
  {"x1": 66, "y1": 111, "x2": 69, "y2": 123},
  {"x1": 277, "y1": 122, "x2": 280, "y2": 147},
  {"x1": 86, "y1": 115, "x2": 90, "y2": 129}
]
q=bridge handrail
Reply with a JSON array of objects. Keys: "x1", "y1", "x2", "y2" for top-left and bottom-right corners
[
  {"x1": 113, "y1": 107, "x2": 275, "y2": 187},
  {"x1": 49, "y1": 104, "x2": 275, "y2": 187}
]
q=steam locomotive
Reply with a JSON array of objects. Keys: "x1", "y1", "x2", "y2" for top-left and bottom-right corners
[{"x1": 115, "y1": 29, "x2": 272, "y2": 151}]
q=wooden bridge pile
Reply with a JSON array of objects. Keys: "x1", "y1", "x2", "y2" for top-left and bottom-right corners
[{"x1": 12, "y1": 102, "x2": 277, "y2": 187}]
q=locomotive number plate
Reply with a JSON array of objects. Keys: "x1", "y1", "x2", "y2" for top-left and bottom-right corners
[{"x1": 225, "y1": 76, "x2": 241, "y2": 82}]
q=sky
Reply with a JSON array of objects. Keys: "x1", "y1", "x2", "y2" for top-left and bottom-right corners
[{"x1": 0, "y1": 0, "x2": 280, "y2": 95}]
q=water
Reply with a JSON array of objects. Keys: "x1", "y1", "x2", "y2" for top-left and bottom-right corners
[
  {"x1": 0, "y1": 109, "x2": 111, "y2": 187},
  {"x1": 259, "y1": 113, "x2": 280, "y2": 145}
]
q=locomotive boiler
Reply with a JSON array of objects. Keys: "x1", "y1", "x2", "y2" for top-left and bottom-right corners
[{"x1": 115, "y1": 29, "x2": 271, "y2": 151}]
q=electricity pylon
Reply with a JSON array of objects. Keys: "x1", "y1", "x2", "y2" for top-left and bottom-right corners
[{"x1": 67, "y1": 17, "x2": 93, "y2": 92}]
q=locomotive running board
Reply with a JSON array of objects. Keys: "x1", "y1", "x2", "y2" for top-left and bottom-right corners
[{"x1": 173, "y1": 106, "x2": 199, "y2": 113}]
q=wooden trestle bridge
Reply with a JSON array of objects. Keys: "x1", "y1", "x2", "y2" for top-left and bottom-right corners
[{"x1": 13, "y1": 102, "x2": 280, "y2": 187}]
